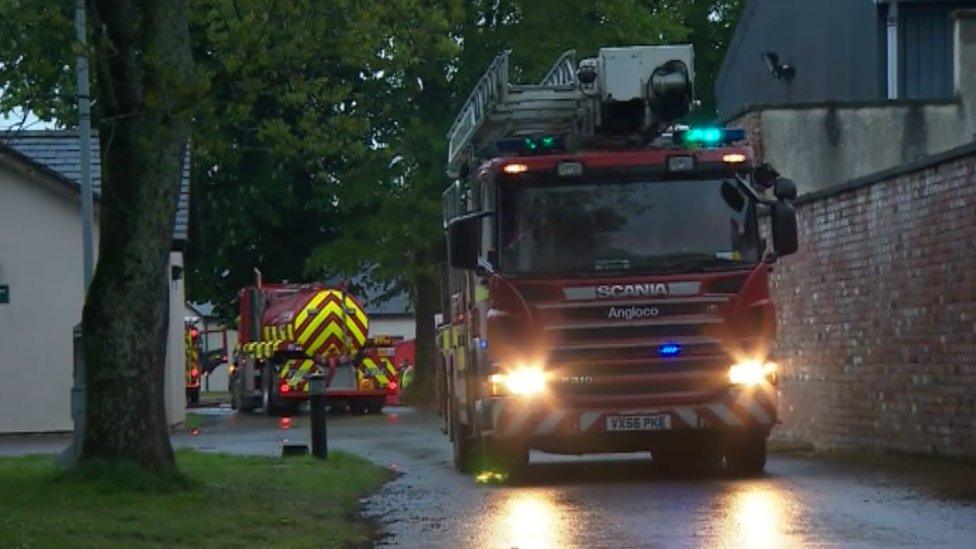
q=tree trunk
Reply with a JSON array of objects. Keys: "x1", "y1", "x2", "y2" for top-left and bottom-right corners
[
  {"x1": 80, "y1": 0, "x2": 196, "y2": 473},
  {"x1": 411, "y1": 242, "x2": 442, "y2": 400}
]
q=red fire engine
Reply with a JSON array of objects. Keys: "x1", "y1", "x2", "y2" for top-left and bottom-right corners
[
  {"x1": 437, "y1": 45, "x2": 798, "y2": 476},
  {"x1": 231, "y1": 277, "x2": 402, "y2": 415}
]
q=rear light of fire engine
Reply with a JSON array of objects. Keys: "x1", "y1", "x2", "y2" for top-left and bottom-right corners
[
  {"x1": 279, "y1": 383, "x2": 290, "y2": 394},
  {"x1": 190, "y1": 368, "x2": 199, "y2": 378},
  {"x1": 388, "y1": 381, "x2": 398, "y2": 391}
]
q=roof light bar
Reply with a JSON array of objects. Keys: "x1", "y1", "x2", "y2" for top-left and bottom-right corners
[{"x1": 675, "y1": 127, "x2": 746, "y2": 148}]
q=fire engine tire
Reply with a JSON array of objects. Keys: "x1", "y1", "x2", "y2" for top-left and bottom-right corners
[
  {"x1": 349, "y1": 402, "x2": 368, "y2": 415},
  {"x1": 261, "y1": 363, "x2": 286, "y2": 417},
  {"x1": 450, "y1": 399, "x2": 475, "y2": 474},
  {"x1": 725, "y1": 431, "x2": 767, "y2": 475},
  {"x1": 366, "y1": 398, "x2": 385, "y2": 414}
]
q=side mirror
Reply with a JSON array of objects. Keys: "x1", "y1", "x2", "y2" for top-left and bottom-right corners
[
  {"x1": 773, "y1": 177, "x2": 797, "y2": 201},
  {"x1": 771, "y1": 201, "x2": 798, "y2": 256},
  {"x1": 754, "y1": 163, "x2": 779, "y2": 190},
  {"x1": 447, "y1": 213, "x2": 481, "y2": 270}
]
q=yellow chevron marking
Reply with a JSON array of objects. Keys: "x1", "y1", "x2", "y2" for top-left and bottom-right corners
[
  {"x1": 278, "y1": 361, "x2": 291, "y2": 380},
  {"x1": 296, "y1": 299, "x2": 346, "y2": 346},
  {"x1": 288, "y1": 359, "x2": 313, "y2": 386},
  {"x1": 344, "y1": 319, "x2": 366, "y2": 347},
  {"x1": 343, "y1": 295, "x2": 368, "y2": 328},
  {"x1": 307, "y1": 322, "x2": 346, "y2": 356},
  {"x1": 381, "y1": 357, "x2": 397, "y2": 377},
  {"x1": 362, "y1": 357, "x2": 389, "y2": 385},
  {"x1": 293, "y1": 291, "x2": 331, "y2": 332}
]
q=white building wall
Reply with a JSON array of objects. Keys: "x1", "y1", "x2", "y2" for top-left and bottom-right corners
[
  {"x1": 0, "y1": 163, "x2": 99, "y2": 432},
  {"x1": 0, "y1": 159, "x2": 186, "y2": 433},
  {"x1": 370, "y1": 315, "x2": 416, "y2": 340}
]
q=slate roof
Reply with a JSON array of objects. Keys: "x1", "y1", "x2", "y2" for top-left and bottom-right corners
[
  {"x1": 0, "y1": 130, "x2": 191, "y2": 243},
  {"x1": 324, "y1": 273, "x2": 413, "y2": 316},
  {"x1": 361, "y1": 289, "x2": 412, "y2": 316}
]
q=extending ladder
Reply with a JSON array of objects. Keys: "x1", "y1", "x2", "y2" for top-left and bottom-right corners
[{"x1": 446, "y1": 50, "x2": 595, "y2": 178}]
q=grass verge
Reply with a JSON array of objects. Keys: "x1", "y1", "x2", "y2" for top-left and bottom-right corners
[{"x1": 0, "y1": 449, "x2": 392, "y2": 548}]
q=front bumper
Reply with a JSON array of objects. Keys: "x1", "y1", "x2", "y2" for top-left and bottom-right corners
[{"x1": 474, "y1": 383, "x2": 777, "y2": 441}]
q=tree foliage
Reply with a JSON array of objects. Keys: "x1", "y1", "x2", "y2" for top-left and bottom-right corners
[
  {"x1": 0, "y1": 0, "x2": 749, "y2": 400},
  {"x1": 185, "y1": 0, "x2": 460, "y2": 318},
  {"x1": 0, "y1": 1, "x2": 75, "y2": 126}
]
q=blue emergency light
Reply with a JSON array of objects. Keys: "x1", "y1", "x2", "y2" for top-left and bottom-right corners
[
  {"x1": 659, "y1": 343, "x2": 682, "y2": 357},
  {"x1": 675, "y1": 127, "x2": 746, "y2": 147}
]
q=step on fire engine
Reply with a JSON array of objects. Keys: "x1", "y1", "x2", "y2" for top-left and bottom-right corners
[
  {"x1": 437, "y1": 45, "x2": 799, "y2": 476},
  {"x1": 231, "y1": 277, "x2": 403, "y2": 416}
]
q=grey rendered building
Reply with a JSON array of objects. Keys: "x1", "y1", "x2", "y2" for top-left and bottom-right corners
[{"x1": 716, "y1": 0, "x2": 976, "y2": 193}]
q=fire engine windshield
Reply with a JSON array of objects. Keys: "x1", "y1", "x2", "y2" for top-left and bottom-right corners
[{"x1": 499, "y1": 178, "x2": 759, "y2": 275}]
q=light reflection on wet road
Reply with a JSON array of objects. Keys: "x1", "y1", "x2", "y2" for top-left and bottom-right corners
[{"x1": 173, "y1": 406, "x2": 976, "y2": 548}]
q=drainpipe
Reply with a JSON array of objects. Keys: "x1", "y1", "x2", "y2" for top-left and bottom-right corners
[{"x1": 887, "y1": 0, "x2": 899, "y2": 99}]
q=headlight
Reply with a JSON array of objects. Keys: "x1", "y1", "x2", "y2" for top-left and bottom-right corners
[
  {"x1": 729, "y1": 360, "x2": 777, "y2": 386},
  {"x1": 489, "y1": 364, "x2": 547, "y2": 396}
]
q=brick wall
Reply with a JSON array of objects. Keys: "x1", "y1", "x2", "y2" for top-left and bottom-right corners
[{"x1": 770, "y1": 143, "x2": 976, "y2": 458}]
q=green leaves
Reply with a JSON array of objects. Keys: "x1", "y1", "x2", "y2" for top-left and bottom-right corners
[
  {"x1": 184, "y1": 0, "x2": 460, "y2": 318},
  {"x1": 0, "y1": 0, "x2": 75, "y2": 126},
  {"x1": 0, "y1": 0, "x2": 747, "y2": 319}
]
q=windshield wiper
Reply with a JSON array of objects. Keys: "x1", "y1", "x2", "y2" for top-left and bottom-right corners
[{"x1": 651, "y1": 253, "x2": 746, "y2": 273}]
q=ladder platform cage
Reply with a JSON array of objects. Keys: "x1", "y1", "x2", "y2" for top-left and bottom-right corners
[{"x1": 446, "y1": 50, "x2": 593, "y2": 179}]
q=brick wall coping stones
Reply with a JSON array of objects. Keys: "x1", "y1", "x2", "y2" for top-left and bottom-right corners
[{"x1": 794, "y1": 139, "x2": 976, "y2": 207}]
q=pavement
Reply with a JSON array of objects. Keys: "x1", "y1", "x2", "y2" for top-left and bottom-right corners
[{"x1": 3, "y1": 406, "x2": 976, "y2": 548}]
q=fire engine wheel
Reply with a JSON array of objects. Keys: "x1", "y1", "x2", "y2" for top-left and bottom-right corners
[
  {"x1": 261, "y1": 364, "x2": 285, "y2": 417},
  {"x1": 186, "y1": 387, "x2": 200, "y2": 406},
  {"x1": 450, "y1": 399, "x2": 475, "y2": 473},
  {"x1": 366, "y1": 398, "x2": 385, "y2": 414},
  {"x1": 349, "y1": 402, "x2": 368, "y2": 415},
  {"x1": 725, "y1": 430, "x2": 767, "y2": 475}
]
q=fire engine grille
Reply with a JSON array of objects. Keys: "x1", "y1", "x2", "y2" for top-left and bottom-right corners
[{"x1": 533, "y1": 296, "x2": 734, "y2": 407}]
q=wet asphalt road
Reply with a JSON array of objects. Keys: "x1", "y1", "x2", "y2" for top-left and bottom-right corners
[{"x1": 5, "y1": 406, "x2": 976, "y2": 548}]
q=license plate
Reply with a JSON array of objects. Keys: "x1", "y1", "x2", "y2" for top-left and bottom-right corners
[{"x1": 606, "y1": 414, "x2": 672, "y2": 432}]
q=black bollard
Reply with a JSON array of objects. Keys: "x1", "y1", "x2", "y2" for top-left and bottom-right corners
[{"x1": 309, "y1": 373, "x2": 328, "y2": 459}]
